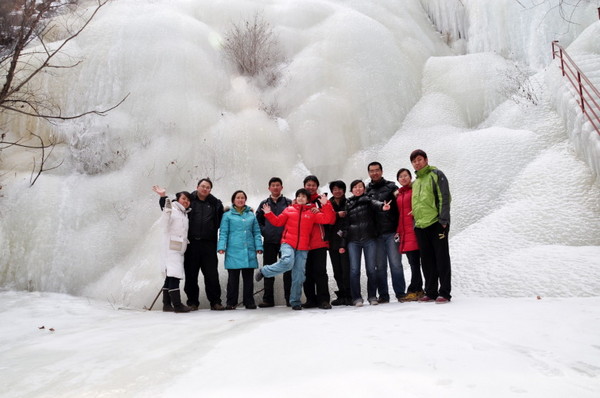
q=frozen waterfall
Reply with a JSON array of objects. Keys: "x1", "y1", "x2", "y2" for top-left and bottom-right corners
[{"x1": 0, "y1": 0, "x2": 599, "y2": 308}]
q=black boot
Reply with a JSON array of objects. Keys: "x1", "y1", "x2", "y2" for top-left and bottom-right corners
[
  {"x1": 162, "y1": 288, "x2": 174, "y2": 312},
  {"x1": 169, "y1": 289, "x2": 190, "y2": 313},
  {"x1": 331, "y1": 297, "x2": 345, "y2": 306}
]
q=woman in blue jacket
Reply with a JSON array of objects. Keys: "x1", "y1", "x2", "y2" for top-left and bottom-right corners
[{"x1": 218, "y1": 190, "x2": 263, "y2": 309}]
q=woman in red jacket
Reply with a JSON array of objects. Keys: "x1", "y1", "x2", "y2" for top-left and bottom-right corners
[
  {"x1": 395, "y1": 168, "x2": 424, "y2": 301},
  {"x1": 255, "y1": 189, "x2": 334, "y2": 310}
]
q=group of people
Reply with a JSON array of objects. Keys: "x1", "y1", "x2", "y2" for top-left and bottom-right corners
[{"x1": 152, "y1": 149, "x2": 452, "y2": 313}]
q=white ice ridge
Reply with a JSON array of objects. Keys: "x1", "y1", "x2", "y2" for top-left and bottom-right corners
[{"x1": 0, "y1": 0, "x2": 599, "y2": 307}]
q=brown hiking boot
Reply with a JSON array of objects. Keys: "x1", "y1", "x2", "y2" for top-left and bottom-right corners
[{"x1": 399, "y1": 292, "x2": 419, "y2": 302}]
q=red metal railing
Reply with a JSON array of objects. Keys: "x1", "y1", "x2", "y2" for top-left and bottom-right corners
[{"x1": 551, "y1": 40, "x2": 600, "y2": 136}]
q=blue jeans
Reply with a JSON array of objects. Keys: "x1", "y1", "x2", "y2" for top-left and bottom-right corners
[
  {"x1": 348, "y1": 239, "x2": 377, "y2": 301},
  {"x1": 260, "y1": 243, "x2": 308, "y2": 307},
  {"x1": 375, "y1": 233, "x2": 406, "y2": 299}
]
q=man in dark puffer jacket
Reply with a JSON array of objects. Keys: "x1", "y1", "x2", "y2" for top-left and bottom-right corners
[
  {"x1": 327, "y1": 180, "x2": 351, "y2": 306},
  {"x1": 366, "y1": 162, "x2": 406, "y2": 303}
]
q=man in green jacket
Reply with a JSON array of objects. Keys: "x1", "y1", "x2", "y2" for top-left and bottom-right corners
[{"x1": 410, "y1": 149, "x2": 452, "y2": 303}]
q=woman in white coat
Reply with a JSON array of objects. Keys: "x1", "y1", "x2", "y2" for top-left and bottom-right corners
[{"x1": 153, "y1": 185, "x2": 192, "y2": 313}]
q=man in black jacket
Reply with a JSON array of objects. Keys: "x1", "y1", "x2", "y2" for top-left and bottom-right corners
[
  {"x1": 366, "y1": 162, "x2": 406, "y2": 303},
  {"x1": 328, "y1": 180, "x2": 351, "y2": 305},
  {"x1": 255, "y1": 177, "x2": 292, "y2": 307},
  {"x1": 160, "y1": 178, "x2": 224, "y2": 310}
]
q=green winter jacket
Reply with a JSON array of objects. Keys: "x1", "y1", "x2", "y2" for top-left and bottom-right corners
[{"x1": 411, "y1": 165, "x2": 451, "y2": 229}]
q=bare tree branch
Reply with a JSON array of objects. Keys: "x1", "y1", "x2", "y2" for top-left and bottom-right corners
[
  {"x1": 0, "y1": 93, "x2": 129, "y2": 120},
  {"x1": 1, "y1": 1, "x2": 111, "y2": 104},
  {"x1": 27, "y1": 132, "x2": 63, "y2": 186},
  {"x1": 0, "y1": 0, "x2": 129, "y2": 186},
  {"x1": 222, "y1": 12, "x2": 283, "y2": 83}
]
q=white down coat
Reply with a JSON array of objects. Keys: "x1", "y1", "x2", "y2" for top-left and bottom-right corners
[{"x1": 160, "y1": 200, "x2": 189, "y2": 279}]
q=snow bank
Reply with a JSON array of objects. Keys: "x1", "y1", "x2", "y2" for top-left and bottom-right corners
[
  {"x1": 421, "y1": 52, "x2": 515, "y2": 127},
  {"x1": 2, "y1": 291, "x2": 600, "y2": 397},
  {"x1": 548, "y1": 21, "x2": 600, "y2": 177}
]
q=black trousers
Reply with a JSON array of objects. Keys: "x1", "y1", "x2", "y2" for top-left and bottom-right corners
[
  {"x1": 226, "y1": 268, "x2": 255, "y2": 307},
  {"x1": 184, "y1": 239, "x2": 222, "y2": 307},
  {"x1": 163, "y1": 276, "x2": 180, "y2": 290},
  {"x1": 328, "y1": 237, "x2": 351, "y2": 300},
  {"x1": 261, "y1": 242, "x2": 291, "y2": 304},
  {"x1": 405, "y1": 250, "x2": 423, "y2": 293},
  {"x1": 414, "y1": 223, "x2": 451, "y2": 300},
  {"x1": 303, "y1": 247, "x2": 330, "y2": 304}
]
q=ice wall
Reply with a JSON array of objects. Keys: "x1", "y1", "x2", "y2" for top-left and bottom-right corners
[
  {"x1": 1, "y1": 0, "x2": 599, "y2": 305},
  {"x1": 0, "y1": 0, "x2": 450, "y2": 305},
  {"x1": 420, "y1": 0, "x2": 600, "y2": 179},
  {"x1": 342, "y1": 2, "x2": 600, "y2": 297},
  {"x1": 420, "y1": 0, "x2": 600, "y2": 68},
  {"x1": 346, "y1": 50, "x2": 600, "y2": 297}
]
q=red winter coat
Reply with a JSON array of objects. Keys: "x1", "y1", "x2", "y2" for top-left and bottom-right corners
[
  {"x1": 307, "y1": 193, "x2": 336, "y2": 250},
  {"x1": 396, "y1": 186, "x2": 419, "y2": 253},
  {"x1": 265, "y1": 202, "x2": 335, "y2": 251}
]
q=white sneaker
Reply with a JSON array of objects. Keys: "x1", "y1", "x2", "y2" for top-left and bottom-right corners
[
  {"x1": 353, "y1": 299, "x2": 364, "y2": 307},
  {"x1": 368, "y1": 298, "x2": 379, "y2": 306}
]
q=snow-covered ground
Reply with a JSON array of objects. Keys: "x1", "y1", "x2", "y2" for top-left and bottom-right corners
[
  {"x1": 1, "y1": 0, "x2": 600, "y2": 395},
  {"x1": 2, "y1": 291, "x2": 599, "y2": 398}
]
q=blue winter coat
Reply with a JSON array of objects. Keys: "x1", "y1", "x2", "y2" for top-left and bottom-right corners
[{"x1": 217, "y1": 206, "x2": 263, "y2": 269}]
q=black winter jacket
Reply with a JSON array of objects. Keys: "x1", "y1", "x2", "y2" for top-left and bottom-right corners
[
  {"x1": 367, "y1": 178, "x2": 399, "y2": 235},
  {"x1": 327, "y1": 196, "x2": 347, "y2": 247},
  {"x1": 340, "y1": 195, "x2": 384, "y2": 247},
  {"x1": 256, "y1": 196, "x2": 292, "y2": 244},
  {"x1": 159, "y1": 192, "x2": 224, "y2": 241}
]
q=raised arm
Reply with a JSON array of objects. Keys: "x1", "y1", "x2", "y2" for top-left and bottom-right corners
[
  {"x1": 314, "y1": 200, "x2": 336, "y2": 224},
  {"x1": 264, "y1": 204, "x2": 288, "y2": 227},
  {"x1": 152, "y1": 185, "x2": 168, "y2": 210}
]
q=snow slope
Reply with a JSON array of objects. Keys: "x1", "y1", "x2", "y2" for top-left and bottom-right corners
[{"x1": 1, "y1": 291, "x2": 599, "y2": 398}]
